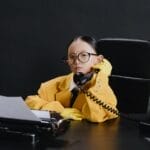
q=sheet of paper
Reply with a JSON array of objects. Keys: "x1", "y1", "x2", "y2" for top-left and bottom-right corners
[
  {"x1": 0, "y1": 95, "x2": 41, "y2": 122},
  {"x1": 31, "y1": 110, "x2": 51, "y2": 119}
]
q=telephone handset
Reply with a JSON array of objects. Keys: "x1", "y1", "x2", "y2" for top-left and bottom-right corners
[
  {"x1": 73, "y1": 71, "x2": 150, "y2": 122},
  {"x1": 73, "y1": 71, "x2": 94, "y2": 86}
]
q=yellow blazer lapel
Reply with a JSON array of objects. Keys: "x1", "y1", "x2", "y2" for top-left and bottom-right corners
[{"x1": 55, "y1": 73, "x2": 73, "y2": 107}]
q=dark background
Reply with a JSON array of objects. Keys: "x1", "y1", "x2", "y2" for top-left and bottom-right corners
[{"x1": 0, "y1": 0, "x2": 150, "y2": 100}]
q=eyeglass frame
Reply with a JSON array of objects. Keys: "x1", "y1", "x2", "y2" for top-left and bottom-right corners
[{"x1": 64, "y1": 52, "x2": 98, "y2": 64}]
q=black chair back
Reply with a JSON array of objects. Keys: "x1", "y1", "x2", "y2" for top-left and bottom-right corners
[{"x1": 97, "y1": 38, "x2": 150, "y2": 113}]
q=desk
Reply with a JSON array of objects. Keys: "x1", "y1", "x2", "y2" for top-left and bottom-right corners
[{"x1": 0, "y1": 117, "x2": 149, "y2": 150}]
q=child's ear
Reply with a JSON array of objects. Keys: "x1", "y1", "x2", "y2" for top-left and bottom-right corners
[{"x1": 97, "y1": 55, "x2": 104, "y2": 63}]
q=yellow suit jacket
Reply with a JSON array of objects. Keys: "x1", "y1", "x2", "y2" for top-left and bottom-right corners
[{"x1": 25, "y1": 59, "x2": 118, "y2": 122}]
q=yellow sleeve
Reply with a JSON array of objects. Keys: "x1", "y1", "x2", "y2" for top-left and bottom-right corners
[
  {"x1": 25, "y1": 95, "x2": 64, "y2": 113},
  {"x1": 81, "y1": 73, "x2": 118, "y2": 123},
  {"x1": 25, "y1": 77, "x2": 65, "y2": 113}
]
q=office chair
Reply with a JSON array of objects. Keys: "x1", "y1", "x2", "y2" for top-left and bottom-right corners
[{"x1": 97, "y1": 38, "x2": 150, "y2": 113}]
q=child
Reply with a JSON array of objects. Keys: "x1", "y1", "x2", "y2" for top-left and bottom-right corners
[{"x1": 25, "y1": 35, "x2": 118, "y2": 122}]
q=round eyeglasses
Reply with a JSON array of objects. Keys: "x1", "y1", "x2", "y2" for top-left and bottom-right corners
[{"x1": 67, "y1": 52, "x2": 98, "y2": 64}]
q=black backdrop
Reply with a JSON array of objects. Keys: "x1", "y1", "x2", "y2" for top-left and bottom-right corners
[{"x1": 0, "y1": 0, "x2": 150, "y2": 97}]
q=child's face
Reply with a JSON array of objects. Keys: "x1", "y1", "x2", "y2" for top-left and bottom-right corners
[{"x1": 67, "y1": 39, "x2": 102, "y2": 74}]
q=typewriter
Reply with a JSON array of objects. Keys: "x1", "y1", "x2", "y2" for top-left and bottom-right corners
[{"x1": 0, "y1": 96, "x2": 70, "y2": 144}]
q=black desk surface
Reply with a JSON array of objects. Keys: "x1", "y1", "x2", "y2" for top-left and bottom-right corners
[{"x1": 0, "y1": 117, "x2": 149, "y2": 150}]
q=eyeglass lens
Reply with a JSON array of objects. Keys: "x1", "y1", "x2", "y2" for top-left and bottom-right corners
[{"x1": 68, "y1": 52, "x2": 96, "y2": 63}]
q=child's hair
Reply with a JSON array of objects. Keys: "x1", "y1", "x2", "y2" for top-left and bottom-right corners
[{"x1": 68, "y1": 35, "x2": 100, "y2": 54}]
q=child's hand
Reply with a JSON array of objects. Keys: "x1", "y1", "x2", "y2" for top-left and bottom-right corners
[{"x1": 61, "y1": 108, "x2": 84, "y2": 121}]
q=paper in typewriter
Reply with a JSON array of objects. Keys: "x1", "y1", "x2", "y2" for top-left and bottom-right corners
[{"x1": 0, "y1": 95, "x2": 41, "y2": 122}]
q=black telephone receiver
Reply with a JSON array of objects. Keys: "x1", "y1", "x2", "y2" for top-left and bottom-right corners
[
  {"x1": 73, "y1": 72, "x2": 94, "y2": 87},
  {"x1": 73, "y1": 70, "x2": 150, "y2": 122}
]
